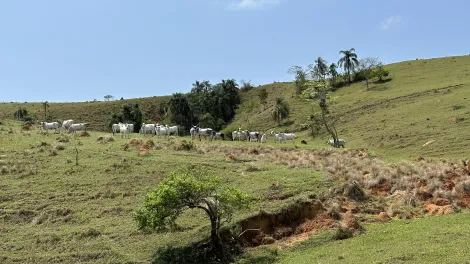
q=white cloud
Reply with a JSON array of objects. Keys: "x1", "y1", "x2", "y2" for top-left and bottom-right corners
[
  {"x1": 381, "y1": 15, "x2": 402, "y2": 30},
  {"x1": 228, "y1": 0, "x2": 281, "y2": 10}
]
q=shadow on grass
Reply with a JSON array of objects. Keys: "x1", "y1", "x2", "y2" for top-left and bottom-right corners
[{"x1": 152, "y1": 240, "x2": 243, "y2": 264}]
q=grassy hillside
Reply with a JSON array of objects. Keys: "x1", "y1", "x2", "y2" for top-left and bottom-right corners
[
  {"x1": 1, "y1": 55, "x2": 469, "y2": 160},
  {"x1": 232, "y1": 55, "x2": 470, "y2": 161},
  {"x1": 0, "y1": 96, "x2": 171, "y2": 132}
]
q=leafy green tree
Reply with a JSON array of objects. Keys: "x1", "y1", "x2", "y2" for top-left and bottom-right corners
[
  {"x1": 42, "y1": 101, "x2": 49, "y2": 120},
  {"x1": 338, "y1": 48, "x2": 360, "y2": 85},
  {"x1": 13, "y1": 107, "x2": 29, "y2": 121},
  {"x1": 135, "y1": 166, "x2": 253, "y2": 251},
  {"x1": 288, "y1": 66, "x2": 308, "y2": 95},
  {"x1": 373, "y1": 65, "x2": 390, "y2": 81},
  {"x1": 313, "y1": 57, "x2": 328, "y2": 80},
  {"x1": 258, "y1": 88, "x2": 268, "y2": 108},
  {"x1": 104, "y1": 95, "x2": 114, "y2": 101},
  {"x1": 302, "y1": 80, "x2": 342, "y2": 147},
  {"x1": 109, "y1": 103, "x2": 143, "y2": 132},
  {"x1": 169, "y1": 93, "x2": 192, "y2": 129},
  {"x1": 272, "y1": 97, "x2": 290, "y2": 126},
  {"x1": 240, "y1": 79, "x2": 254, "y2": 92},
  {"x1": 329, "y1": 63, "x2": 339, "y2": 89}
]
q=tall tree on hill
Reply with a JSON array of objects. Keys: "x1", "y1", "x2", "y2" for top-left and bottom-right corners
[
  {"x1": 42, "y1": 101, "x2": 49, "y2": 120},
  {"x1": 338, "y1": 48, "x2": 360, "y2": 85},
  {"x1": 104, "y1": 95, "x2": 114, "y2": 101},
  {"x1": 169, "y1": 93, "x2": 192, "y2": 129},
  {"x1": 288, "y1": 66, "x2": 307, "y2": 95},
  {"x1": 272, "y1": 97, "x2": 290, "y2": 126},
  {"x1": 329, "y1": 63, "x2": 339, "y2": 89},
  {"x1": 313, "y1": 57, "x2": 328, "y2": 80}
]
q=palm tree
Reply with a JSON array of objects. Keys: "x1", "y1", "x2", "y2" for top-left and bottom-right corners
[
  {"x1": 42, "y1": 101, "x2": 49, "y2": 120},
  {"x1": 338, "y1": 48, "x2": 359, "y2": 85},
  {"x1": 329, "y1": 63, "x2": 339, "y2": 88},
  {"x1": 314, "y1": 57, "x2": 328, "y2": 79},
  {"x1": 272, "y1": 97, "x2": 290, "y2": 126}
]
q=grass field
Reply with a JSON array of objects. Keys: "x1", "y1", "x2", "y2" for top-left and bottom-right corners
[
  {"x1": 2, "y1": 55, "x2": 469, "y2": 161},
  {"x1": 0, "y1": 121, "x2": 332, "y2": 263},
  {"x1": 2, "y1": 55, "x2": 470, "y2": 263}
]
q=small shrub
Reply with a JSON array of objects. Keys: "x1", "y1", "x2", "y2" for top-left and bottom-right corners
[
  {"x1": 333, "y1": 227, "x2": 353, "y2": 240},
  {"x1": 79, "y1": 131, "x2": 90, "y2": 137},
  {"x1": 53, "y1": 144, "x2": 66, "y2": 151},
  {"x1": 173, "y1": 140, "x2": 194, "y2": 151},
  {"x1": 261, "y1": 236, "x2": 276, "y2": 245},
  {"x1": 1, "y1": 166, "x2": 9, "y2": 174},
  {"x1": 56, "y1": 135, "x2": 70, "y2": 143},
  {"x1": 49, "y1": 149, "x2": 58, "y2": 156}
]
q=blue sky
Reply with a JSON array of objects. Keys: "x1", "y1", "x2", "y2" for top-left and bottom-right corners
[{"x1": 0, "y1": 0, "x2": 469, "y2": 102}]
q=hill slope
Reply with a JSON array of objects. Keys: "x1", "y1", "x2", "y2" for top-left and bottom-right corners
[
  {"x1": 231, "y1": 55, "x2": 470, "y2": 160},
  {"x1": 1, "y1": 55, "x2": 469, "y2": 160}
]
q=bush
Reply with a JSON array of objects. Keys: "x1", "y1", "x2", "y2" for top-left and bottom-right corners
[
  {"x1": 333, "y1": 227, "x2": 353, "y2": 240},
  {"x1": 173, "y1": 140, "x2": 194, "y2": 151}
]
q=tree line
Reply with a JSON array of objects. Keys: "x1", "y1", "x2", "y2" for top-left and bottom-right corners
[{"x1": 169, "y1": 79, "x2": 241, "y2": 131}]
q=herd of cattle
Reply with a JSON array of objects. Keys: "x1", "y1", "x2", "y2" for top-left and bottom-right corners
[{"x1": 37, "y1": 120, "x2": 346, "y2": 147}]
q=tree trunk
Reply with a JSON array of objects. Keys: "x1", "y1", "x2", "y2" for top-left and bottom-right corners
[{"x1": 365, "y1": 78, "x2": 369, "y2": 90}]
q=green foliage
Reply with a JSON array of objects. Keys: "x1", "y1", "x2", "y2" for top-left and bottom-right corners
[
  {"x1": 272, "y1": 98, "x2": 290, "y2": 126},
  {"x1": 135, "y1": 166, "x2": 253, "y2": 244},
  {"x1": 288, "y1": 66, "x2": 308, "y2": 95},
  {"x1": 258, "y1": 88, "x2": 268, "y2": 106},
  {"x1": 240, "y1": 80, "x2": 255, "y2": 92},
  {"x1": 311, "y1": 57, "x2": 329, "y2": 80},
  {"x1": 338, "y1": 48, "x2": 360, "y2": 84},
  {"x1": 169, "y1": 79, "x2": 241, "y2": 131},
  {"x1": 13, "y1": 107, "x2": 31, "y2": 121},
  {"x1": 108, "y1": 103, "x2": 143, "y2": 132}
]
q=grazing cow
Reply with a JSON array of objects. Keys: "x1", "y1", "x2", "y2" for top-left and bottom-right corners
[
  {"x1": 118, "y1": 123, "x2": 132, "y2": 139},
  {"x1": 327, "y1": 138, "x2": 346, "y2": 148},
  {"x1": 270, "y1": 131, "x2": 282, "y2": 143},
  {"x1": 260, "y1": 134, "x2": 267, "y2": 143},
  {"x1": 246, "y1": 131, "x2": 260, "y2": 142},
  {"x1": 61, "y1": 120, "x2": 73, "y2": 132},
  {"x1": 140, "y1": 123, "x2": 156, "y2": 136},
  {"x1": 232, "y1": 130, "x2": 241, "y2": 141},
  {"x1": 40, "y1": 122, "x2": 60, "y2": 133},
  {"x1": 112, "y1": 123, "x2": 120, "y2": 136},
  {"x1": 190, "y1": 126, "x2": 198, "y2": 141},
  {"x1": 213, "y1": 132, "x2": 225, "y2": 140},
  {"x1": 278, "y1": 132, "x2": 296, "y2": 144},
  {"x1": 155, "y1": 125, "x2": 169, "y2": 137},
  {"x1": 68, "y1": 123, "x2": 90, "y2": 133},
  {"x1": 190, "y1": 126, "x2": 213, "y2": 141},
  {"x1": 166, "y1": 125, "x2": 179, "y2": 136}
]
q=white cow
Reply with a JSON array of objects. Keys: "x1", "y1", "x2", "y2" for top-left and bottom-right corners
[
  {"x1": 40, "y1": 122, "x2": 60, "y2": 133},
  {"x1": 112, "y1": 123, "x2": 120, "y2": 136},
  {"x1": 246, "y1": 131, "x2": 261, "y2": 142},
  {"x1": 191, "y1": 126, "x2": 213, "y2": 141},
  {"x1": 190, "y1": 126, "x2": 198, "y2": 141},
  {"x1": 260, "y1": 134, "x2": 267, "y2": 143},
  {"x1": 61, "y1": 120, "x2": 74, "y2": 132},
  {"x1": 166, "y1": 125, "x2": 179, "y2": 136},
  {"x1": 119, "y1": 123, "x2": 132, "y2": 139},
  {"x1": 140, "y1": 123, "x2": 156, "y2": 136},
  {"x1": 156, "y1": 125, "x2": 169, "y2": 137},
  {"x1": 270, "y1": 131, "x2": 282, "y2": 143},
  {"x1": 127, "y1": 124, "x2": 134, "y2": 134},
  {"x1": 278, "y1": 132, "x2": 296, "y2": 144},
  {"x1": 232, "y1": 130, "x2": 241, "y2": 141},
  {"x1": 68, "y1": 123, "x2": 90, "y2": 133},
  {"x1": 326, "y1": 138, "x2": 346, "y2": 148}
]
